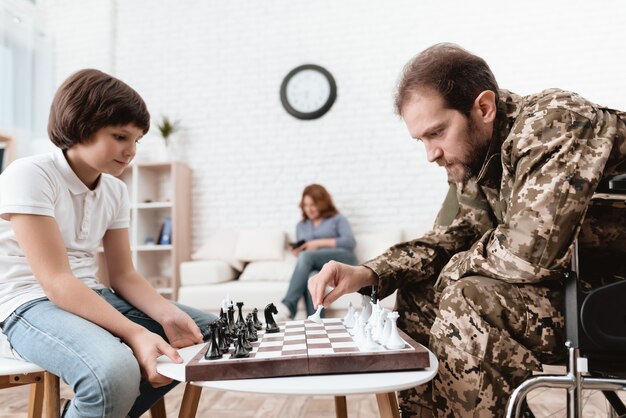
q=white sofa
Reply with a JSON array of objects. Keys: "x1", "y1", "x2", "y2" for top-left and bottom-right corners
[{"x1": 177, "y1": 225, "x2": 429, "y2": 317}]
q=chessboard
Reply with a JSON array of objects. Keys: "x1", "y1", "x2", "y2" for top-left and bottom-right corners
[{"x1": 185, "y1": 318, "x2": 429, "y2": 381}]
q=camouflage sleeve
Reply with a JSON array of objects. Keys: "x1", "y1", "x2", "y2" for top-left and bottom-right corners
[
  {"x1": 362, "y1": 180, "x2": 494, "y2": 298},
  {"x1": 439, "y1": 106, "x2": 615, "y2": 284}
]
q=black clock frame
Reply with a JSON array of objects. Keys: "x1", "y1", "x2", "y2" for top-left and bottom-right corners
[{"x1": 280, "y1": 64, "x2": 337, "y2": 120}]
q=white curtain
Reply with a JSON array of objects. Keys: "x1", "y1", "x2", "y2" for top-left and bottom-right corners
[{"x1": 0, "y1": 1, "x2": 53, "y2": 159}]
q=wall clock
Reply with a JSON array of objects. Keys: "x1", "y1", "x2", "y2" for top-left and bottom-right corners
[{"x1": 280, "y1": 64, "x2": 337, "y2": 120}]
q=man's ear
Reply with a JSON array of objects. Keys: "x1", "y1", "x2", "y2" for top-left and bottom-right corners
[{"x1": 473, "y1": 90, "x2": 497, "y2": 123}]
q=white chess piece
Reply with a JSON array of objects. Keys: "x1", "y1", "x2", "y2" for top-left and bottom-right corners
[
  {"x1": 307, "y1": 305, "x2": 323, "y2": 324},
  {"x1": 343, "y1": 302, "x2": 355, "y2": 328},
  {"x1": 385, "y1": 311, "x2": 405, "y2": 350},
  {"x1": 354, "y1": 314, "x2": 365, "y2": 344},
  {"x1": 360, "y1": 295, "x2": 371, "y2": 322},
  {"x1": 362, "y1": 325, "x2": 381, "y2": 351},
  {"x1": 375, "y1": 309, "x2": 388, "y2": 342},
  {"x1": 221, "y1": 298, "x2": 229, "y2": 313},
  {"x1": 381, "y1": 315, "x2": 392, "y2": 346},
  {"x1": 367, "y1": 300, "x2": 380, "y2": 327}
]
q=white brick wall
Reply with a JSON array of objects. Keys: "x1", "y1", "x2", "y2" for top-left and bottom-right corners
[{"x1": 40, "y1": 0, "x2": 626, "y2": 251}]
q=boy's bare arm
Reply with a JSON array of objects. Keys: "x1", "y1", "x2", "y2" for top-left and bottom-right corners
[{"x1": 9, "y1": 214, "x2": 182, "y2": 386}]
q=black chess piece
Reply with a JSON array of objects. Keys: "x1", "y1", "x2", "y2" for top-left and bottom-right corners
[
  {"x1": 246, "y1": 316, "x2": 258, "y2": 342},
  {"x1": 227, "y1": 305, "x2": 235, "y2": 333},
  {"x1": 204, "y1": 322, "x2": 223, "y2": 360},
  {"x1": 240, "y1": 327, "x2": 252, "y2": 351},
  {"x1": 264, "y1": 303, "x2": 280, "y2": 333},
  {"x1": 222, "y1": 318, "x2": 232, "y2": 345},
  {"x1": 252, "y1": 308, "x2": 263, "y2": 330},
  {"x1": 218, "y1": 321, "x2": 230, "y2": 354},
  {"x1": 231, "y1": 332, "x2": 250, "y2": 358},
  {"x1": 236, "y1": 302, "x2": 246, "y2": 327}
]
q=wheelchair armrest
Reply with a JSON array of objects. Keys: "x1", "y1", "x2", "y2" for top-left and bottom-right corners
[
  {"x1": 609, "y1": 174, "x2": 626, "y2": 192},
  {"x1": 597, "y1": 173, "x2": 626, "y2": 193}
]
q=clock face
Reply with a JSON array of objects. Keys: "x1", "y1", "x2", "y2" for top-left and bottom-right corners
[{"x1": 280, "y1": 64, "x2": 337, "y2": 120}]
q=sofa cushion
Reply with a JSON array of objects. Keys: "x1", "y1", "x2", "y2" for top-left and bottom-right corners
[
  {"x1": 191, "y1": 229, "x2": 244, "y2": 271},
  {"x1": 180, "y1": 260, "x2": 237, "y2": 286},
  {"x1": 354, "y1": 228, "x2": 404, "y2": 263},
  {"x1": 239, "y1": 259, "x2": 297, "y2": 282},
  {"x1": 234, "y1": 229, "x2": 286, "y2": 262}
]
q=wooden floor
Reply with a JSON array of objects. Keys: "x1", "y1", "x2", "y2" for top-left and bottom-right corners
[{"x1": 0, "y1": 379, "x2": 624, "y2": 417}]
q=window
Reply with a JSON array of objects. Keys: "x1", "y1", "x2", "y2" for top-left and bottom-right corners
[{"x1": 0, "y1": 0, "x2": 53, "y2": 158}]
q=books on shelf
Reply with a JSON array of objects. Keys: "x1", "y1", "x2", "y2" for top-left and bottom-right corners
[{"x1": 158, "y1": 215, "x2": 173, "y2": 245}]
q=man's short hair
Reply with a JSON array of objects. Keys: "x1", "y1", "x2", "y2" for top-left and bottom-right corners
[
  {"x1": 394, "y1": 43, "x2": 499, "y2": 117},
  {"x1": 48, "y1": 69, "x2": 150, "y2": 149}
]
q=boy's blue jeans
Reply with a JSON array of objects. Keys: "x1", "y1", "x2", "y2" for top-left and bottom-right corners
[
  {"x1": 281, "y1": 248, "x2": 358, "y2": 317},
  {"x1": 1, "y1": 288, "x2": 215, "y2": 418}
]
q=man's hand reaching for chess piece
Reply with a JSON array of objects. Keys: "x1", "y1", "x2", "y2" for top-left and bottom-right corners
[{"x1": 308, "y1": 261, "x2": 378, "y2": 310}]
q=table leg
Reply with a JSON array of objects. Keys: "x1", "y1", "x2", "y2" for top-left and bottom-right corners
[
  {"x1": 178, "y1": 384, "x2": 203, "y2": 418},
  {"x1": 334, "y1": 395, "x2": 347, "y2": 418},
  {"x1": 376, "y1": 392, "x2": 400, "y2": 418}
]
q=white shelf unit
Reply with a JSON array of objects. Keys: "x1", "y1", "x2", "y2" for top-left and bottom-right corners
[{"x1": 100, "y1": 162, "x2": 191, "y2": 300}]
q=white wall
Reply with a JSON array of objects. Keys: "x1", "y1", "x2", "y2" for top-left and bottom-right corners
[{"x1": 40, "y1": 0, "x2": 626, "y2": 250}]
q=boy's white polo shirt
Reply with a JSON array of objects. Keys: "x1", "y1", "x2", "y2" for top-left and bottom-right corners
[{"x1": 0, "y1": 148, "x2": 130, "y2": 322}]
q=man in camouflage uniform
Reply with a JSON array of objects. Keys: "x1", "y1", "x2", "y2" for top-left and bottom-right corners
[{"x1": 308, "y1": 43, "x2": 626, "y2": 417}]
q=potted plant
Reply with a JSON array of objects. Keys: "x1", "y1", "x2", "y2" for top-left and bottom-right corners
[{"x1": 156, "y1": 115, "x2": 181, "y2": 148}]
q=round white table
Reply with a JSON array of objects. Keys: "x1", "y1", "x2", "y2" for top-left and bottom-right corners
[{"x1": 157, "y1": 343, "x2": 438, "y2": 418}]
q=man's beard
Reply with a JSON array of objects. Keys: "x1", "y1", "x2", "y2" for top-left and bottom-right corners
[{"x1": 444, "y1": 118, "x2": 491, "y2": 182}]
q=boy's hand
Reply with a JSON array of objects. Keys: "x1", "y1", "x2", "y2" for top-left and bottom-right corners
[
  {"x1": 125, "y1": 328, "x2": 182, "y2": 388},
  {"x1": 160, "y1": 307, "x2": 204, "y2": 349}
]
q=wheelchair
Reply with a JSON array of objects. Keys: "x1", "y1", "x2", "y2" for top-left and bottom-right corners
[{"x1": 506, "y1": 174, "x2": 626, "y2": 418}]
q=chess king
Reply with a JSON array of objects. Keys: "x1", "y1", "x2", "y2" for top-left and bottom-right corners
[{"x1": 308, "y1": 43, "x2": 626, "y2": 417}]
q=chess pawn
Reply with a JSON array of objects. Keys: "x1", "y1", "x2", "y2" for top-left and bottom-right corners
[
  {"x1": 362, "y1": 325, "x2": 380, "y2": 351},
  {"x1": 236, "y1": 302, "x2": 246, "y2": 327},
  {"x1": 378, "y1": 314, "x2": 391, "y2": 346},
  {"x1": 385, "y1": 311, "x2": 405, "y2": 350},
  {"x1": 246, "y1": 316, "x2": 258, "y2": 342},
  {"x1": 353, "y1": 314, "x2": 365, "y2": 344},
  {"x1": 218, "y1": 322, "x2": 230, "y2": 353},
  {"x1": 252, "y1": 308, "x2": 263, "y2": 330},
  {"x1": 343, "y1": 302, "x2": 355, "y2": 328},
  {"x1": 231, "y1": 332, "x2": 250, "y2": 358},
  {"x1": 240, "y1": 329, "x2": 253, "y2": 351},
  {"x1": 204, "y1": 323, "x2": 223, "y2": 360},
  {"x1": 360, "y1": 295, "x2": 372, "y2": 323},
  {"x1": 351, "y1": 311, "x2": 360, "y2": 334}
]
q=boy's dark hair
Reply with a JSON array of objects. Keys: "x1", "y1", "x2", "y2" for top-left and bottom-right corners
[
  {"x1": 48, "y1": 69, "x2": 150, "y2": 149},
  {"x1": 394, "y1": 43, "x2": 499, "y2": 117}
]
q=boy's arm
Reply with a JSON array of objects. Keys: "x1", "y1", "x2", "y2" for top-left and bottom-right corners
[
  {"x1": 102, "y1": 228, "x2": 203, "y2": 348},
  {"x1": 9, "y1": 214, "x2": 182, "y2": 387}
]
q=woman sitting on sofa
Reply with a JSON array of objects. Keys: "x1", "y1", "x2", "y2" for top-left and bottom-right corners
[{"x1": 277, "y1": 184, "x2": 357, "y2": 320}]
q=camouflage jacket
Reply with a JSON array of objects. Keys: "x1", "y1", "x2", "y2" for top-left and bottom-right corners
[{"x1": 365, "y1": 89, "x2": 626, "y2": 298}]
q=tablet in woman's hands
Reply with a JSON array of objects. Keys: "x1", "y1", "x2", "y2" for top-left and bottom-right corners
[{"x1": 289, "y1": 239, "x2": 305, "y2": 249}]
